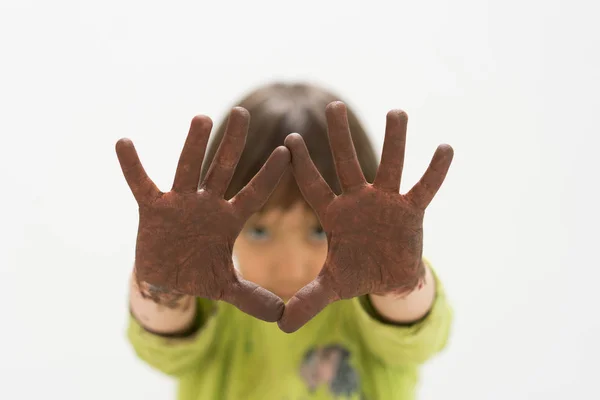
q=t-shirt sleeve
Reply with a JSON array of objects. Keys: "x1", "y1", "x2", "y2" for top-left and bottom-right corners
[
  {"x1": 126, "y1": 298, "x2": 219, "y2": 378},
  {"x1": 349, "y1": 258, "x2": 453, "y2": 366}
]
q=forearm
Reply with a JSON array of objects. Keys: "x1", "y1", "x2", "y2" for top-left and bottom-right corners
[
  {"x1": 369, "y1": 260, "x2": 435, "y2": 324},
  {"x1": 129, "y1": 270, "x2": 197, "y2": 335}
]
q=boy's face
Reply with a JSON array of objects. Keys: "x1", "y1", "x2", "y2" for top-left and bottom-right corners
[{"x1": 233, "y1": 201, "x2": 328, "y2": 301}]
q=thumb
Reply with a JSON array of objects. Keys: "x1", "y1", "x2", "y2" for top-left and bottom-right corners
[
  {"x1": 277, "y1": 275, "x2": 339, "y2": 333},
  {"x1": 223, "y1": 279, "x2": 285, "y2": 322}
]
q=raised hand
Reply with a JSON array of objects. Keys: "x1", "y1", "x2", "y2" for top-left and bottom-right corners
[
  {"x1": 279, "y1": 102, "x2": 453, "y2": 333},
  {"x1": 116, "y1": 108, "x2": 290, "y2": 322}
]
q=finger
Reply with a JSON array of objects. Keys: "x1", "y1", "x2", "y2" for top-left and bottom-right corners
[
  {"x1": 373, "y1": 110, "x2": 408, "y2": 193},
  {"x1": 115, "y1": 138, "x2": 161, "y2": 204},
  {"x1": 405, "y1": 144, "x2": 454, "y2": 209},
  {"x1": 284, "y1": 133, "x2": 336, "y2": 218},
  {"x1": 201, "y1": 107, "x2": 249, "y2": 197},
  {"x1": 230, "y1": 146, "x2": 291, "y2": 220},
  {"x1": 171, "y1": 115, "x2": 213, "y2": 193},
  {"x1": 224, "y1": 279, "x2": 285, "y2": 322},
  {"x1": 325, "y1": 102, "x2": 366, "y2": 192},
  {"x1": 277, "y1": 275, "x2": 339, "y2": 333}
]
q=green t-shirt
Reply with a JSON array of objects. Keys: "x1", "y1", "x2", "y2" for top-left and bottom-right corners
[{"x1": 127, "y1": 260, "x2": 452, "y2": 400}]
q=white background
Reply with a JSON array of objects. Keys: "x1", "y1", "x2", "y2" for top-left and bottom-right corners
[{"x1": 1, "y1": 0, "x2": 599, "y2": 399}]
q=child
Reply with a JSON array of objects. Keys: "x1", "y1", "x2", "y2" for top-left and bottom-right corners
[{"x1": 117, "y1": 82, "x2": 454, "y2": 399}]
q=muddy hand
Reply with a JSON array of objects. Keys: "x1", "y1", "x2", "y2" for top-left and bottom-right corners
[
  {"x1": 278, "y1": 102, "x2": 453, "y2": 332},
  {"x1": 116, "y1": 108, "x2": 290, "y2": 322}
]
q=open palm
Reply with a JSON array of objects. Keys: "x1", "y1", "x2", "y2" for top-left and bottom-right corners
[
  {"x1": 279, "y1": 102, "x2": 453, "y2": 333},
  {"x1": 116, "y1": 108, "x2": 290, "y2": 322}
]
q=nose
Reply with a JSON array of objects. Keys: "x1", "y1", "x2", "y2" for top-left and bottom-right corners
[
  {"x1": 275, "y1": 245, "x2": 310, "y2": 285},
  {"x1": 285, "y1": 253, "x2": 307, "y2": 282}
]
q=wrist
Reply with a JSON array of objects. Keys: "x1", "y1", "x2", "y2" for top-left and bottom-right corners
[
  {"x1": 131, "y1": 269, "x2": 189, "y2": 309},
  {"x1": 129, "y1": 271, "x2": 198, "y2": 335},
  {"x1": 368, "y1": 261, "x2": 435, "y2": 324}
]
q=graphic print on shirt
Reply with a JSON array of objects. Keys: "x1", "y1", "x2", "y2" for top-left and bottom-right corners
[{"x1": 299, "y1": 344, "x2": 361, "y2": 398}]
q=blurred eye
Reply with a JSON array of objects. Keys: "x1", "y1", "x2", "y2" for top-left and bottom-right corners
[
  {"x1": 310, "y1": 226, "x2": 327, "y2": 241},
  {"x1": 247, "y1": 226, "x2": 270, "y2": 241}
]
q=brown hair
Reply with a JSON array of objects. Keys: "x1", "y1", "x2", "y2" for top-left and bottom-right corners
[{"x1": 200, "y1": 82, "x2": 379, "y2": 211}]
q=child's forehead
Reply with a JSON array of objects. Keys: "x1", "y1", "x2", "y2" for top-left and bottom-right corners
[{"x1": 251, "y1": 202, "x2": 318, "y2": 226}]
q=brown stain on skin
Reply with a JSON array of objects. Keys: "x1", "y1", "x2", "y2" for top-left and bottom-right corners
[
  {"x1": 116, "y1": 108, "x2": 290, "y2": 322},
  {"x1": 131, "y1": 269, "x2": 192, "y2": 311},
  {"x1": 278, "y1": 102, "x2": 454, "y2": 333}
]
